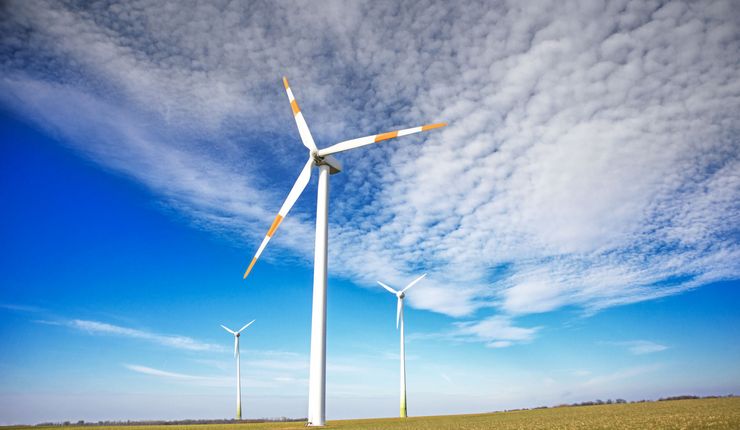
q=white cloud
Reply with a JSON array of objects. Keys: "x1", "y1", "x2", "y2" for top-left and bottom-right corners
[
  {"x1": 454, "y1": 316, "x2": 540, "y2": 348},
  {"x1": 0, "y1": 303, "x2": 44, "y2": 313},
  {"x1": 1, "y1": 0, "x2": 738, "y2": 340},
  {"x1": 583, "y1": 364, "x2": 662, "y2": 387},
  {"x1": 67, "y1": 319, "x2": 223, "y2": 352},
  {"x1": 124, "y1": 364, "x2": 207, "y2": 381},
  {"x1": 125, "y1": 358, "x2": 313, "y2": 389},
  {"x1": 413, "y1": 315, "x2": 539, "y2": 348},
  {"x1": 607, "y1": 340, "x2": 669, "y2": 355},
  {"x1": 123, "y1": 364, "x2": 250, "y2": 388}
]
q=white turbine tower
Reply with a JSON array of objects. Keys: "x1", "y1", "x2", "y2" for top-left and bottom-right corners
[
  {"x1": 242, "y1": 77, "x2": 446, "y2": 426},
  {"x1": 377, "y1": 273, "x2": 426, "y2": 418},
  {"x1": 220, "y1": 320, "x2": 255, "y2": 420}
]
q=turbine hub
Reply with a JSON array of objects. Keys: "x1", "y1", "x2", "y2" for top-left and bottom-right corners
[
  {"x1": 398, "y1": 292, "x2": 405, "y2": 299},
  {"x1": 236, "y1": 333, "x2": 240, "y2": 337}
]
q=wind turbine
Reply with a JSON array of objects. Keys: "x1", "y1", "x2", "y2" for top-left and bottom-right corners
[
  {"x1": 220, "y1": 320, "x2": 255, "y2": 420},
  {"x1": 377, "y1": 273, "x2": 426, "y2": 418},
  {"x1": 242, "y1": 77, "x2": 446, "y2": 426}
]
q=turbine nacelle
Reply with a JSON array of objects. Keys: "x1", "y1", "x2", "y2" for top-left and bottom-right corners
[
  {"x1": 313, "y1": 153, "x2": 342, "y2": 175},
  {"x1": 221, "y1": 320, "x2": 255, "y2": 337},
  {"x1": 378, "y1": 274, "x2": 427, "y2": 329}
]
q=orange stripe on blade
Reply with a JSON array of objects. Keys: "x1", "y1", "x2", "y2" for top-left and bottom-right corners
[
  {"x1": 267, "y1": 214, "x2": 284, "y2": 237},
  {"x1": 243, "y1": 257, "x2": 258, "y2": 279},
  {"x1": 421, "y1": 122, "x2": 447, "y2": 131},
  {"x1": 291, "y1": 100, "x2": 300, "y2": 115},
  {"x1": 374, "y1": 130, "x2": 399, "y2": 142},
  {"x1": 283, "y1": 77, "x2": 290, "y2": 89}
]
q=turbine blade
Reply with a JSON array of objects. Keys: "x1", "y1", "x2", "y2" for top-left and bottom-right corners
[
  {"x1": 234, "y1": 336, "x2": 239, "y2": 358},
  {"x1": 396, "y1": 297, "x2": 403, "y2": 329},
  {"x1": 283, "y1": 77, "x2": 318, "y2": 152},
  {"x1": 221, "y1": 325, "x2": 236, "y2": 335},
  {"x1": 243, "y1": 158, "x2": 314, "y2": 279},
  {"x1": 237, "y1": 319, "x2": 256, "y2": 333},
  {"x1": 401, "y1": 273, "x2": 427, "y2": 293},
  {"x1": 377, "y1": 281, "x2": 397, "y2": 295},
  {"x1": 317, "y1": 122, "x2": 447, "y2": 156}
]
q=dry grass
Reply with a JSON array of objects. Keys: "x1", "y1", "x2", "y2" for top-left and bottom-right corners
[{"x1": 10, "y1": 397, "x2": 740, "y2": 430}]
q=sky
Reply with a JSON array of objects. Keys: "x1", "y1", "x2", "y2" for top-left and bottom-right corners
[{"x1": 1, "y1": 0, "x2": 739, "y2": 424}]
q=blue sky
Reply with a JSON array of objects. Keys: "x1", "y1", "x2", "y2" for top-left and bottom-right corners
[{"x1": 1, "y1": 0, "x2": 739, "y2": 424}]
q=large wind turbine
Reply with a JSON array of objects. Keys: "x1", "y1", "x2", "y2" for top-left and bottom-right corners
[
  {"x1": 242, "y1": 77, "x2": 446, "y2": 426},
  {"x1": 377, "y1": 273, "x2": 426, "y2": 418},
  {"x1": 220, "y1": 320, "x2": 255, "y2": 420}
]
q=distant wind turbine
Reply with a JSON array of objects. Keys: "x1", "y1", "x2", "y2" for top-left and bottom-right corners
[
  {"x1": 378, "y1": 273, "x2": 426, "y2": 418},
  {"x1": 242, "y1": 77, "x2": 446, "y2": 426},
  {"x1": 221, "y1": 320, "x2": 255, "y2": 420}
]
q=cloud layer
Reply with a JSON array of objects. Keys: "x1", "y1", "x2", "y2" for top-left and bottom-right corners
[{"x1": 1, "y1": 0, "x2": 738, "y2": 344}]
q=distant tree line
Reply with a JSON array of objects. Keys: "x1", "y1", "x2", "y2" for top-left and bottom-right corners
[{"x1": 503, "y1": 394, "x2": 736, "y2": 413}]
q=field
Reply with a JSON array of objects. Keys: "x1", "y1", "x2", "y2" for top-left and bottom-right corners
[{"x1": 9, "y1": 398, "x2": 740, "y2": 430}]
